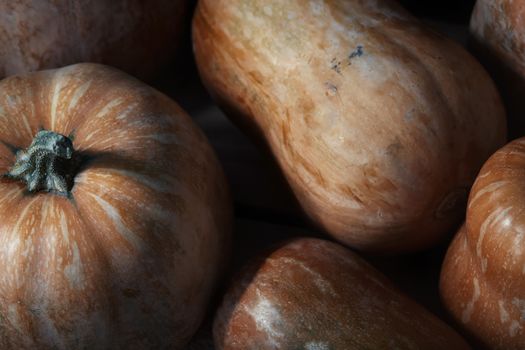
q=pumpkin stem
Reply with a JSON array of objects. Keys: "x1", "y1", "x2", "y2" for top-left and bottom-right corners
[{"x1": 5, "y1": 130, "x2": 77, "y2": 194}]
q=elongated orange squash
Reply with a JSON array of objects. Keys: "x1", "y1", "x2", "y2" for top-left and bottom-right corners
[{"x1": 193, "y1": 0, "x2": 506, "y2": 253}]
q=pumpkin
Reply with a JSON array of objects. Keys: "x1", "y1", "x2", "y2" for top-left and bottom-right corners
[
  {"x1": 0, "y1": 0, "x2": 187, "y2": 80},
  {"x1": 470, "y1": 0, "x2": 525, "y2": 138},
  {"x1": 440, "y1": 138, "x2": 525, "y2": 349},
  {"x1": 192, "y1": 0, "x2": 507, "y2": 253},
  {"x1": 214, "y1": 237, "x2": 470, "y2": 349},
  {"x1": 0, "y1": 63, "x2": 232, "y2": 349}
]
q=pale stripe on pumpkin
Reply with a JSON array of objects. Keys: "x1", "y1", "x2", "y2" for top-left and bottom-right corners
[
  {"x1": 476, "y1": 206, "x2": 513, "y2": 270},
  {"x1": 88, "y1": 192, "x2": 145, "y2": 251},
  {"x1": 50, "y1": 71, "x2": 66, "y2": 131},
  {"x1": 67, "y1": 80, "x2": 92, "y2": 112},
  {"x1": 106, "y1": 169, "x2": 179, "y2": 194},
  {"x1": 244, "y1": 289, "x2": 285, "y2": 348},
  {"x1": 92, "y1": 98, "x2": 125, "y2": 123},
  {"x1": 63, "y1": 242, "x2": 85, "y2": 289},
  {"x1": 468, "y1": 180, "x2": 508, "y2": 208},
  {"x1": 59, "y1": 212, "x2": 70, "y2": 245},
  {"x1": 12, "y1": 197, "x2": 40, "y2": 237},
  {"x1": 0, "y1": 187, "x2": 21, "y2": 205},
  {"x1": 462, "y1": 277, "x2": 481, "y2": 323},
  {"x1": 275, "y1": 257, "x2": 337, "y2": 296},
  {"x1": 115, "y1": 102, "x2": 140, "y2": 120}
]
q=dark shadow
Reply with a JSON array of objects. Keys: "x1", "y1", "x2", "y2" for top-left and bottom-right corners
[
  {"x1": 469, "y1": 37, "x2": 525, "y2": 140},
  {"x1": 399, "y1": 0, "x2": 476, "y2": 24}
]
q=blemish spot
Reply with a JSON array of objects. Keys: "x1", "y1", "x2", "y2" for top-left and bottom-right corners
[
  {"x1": 330, "y1": 58, "x2": 342, "y2": 74},
  {"x1": 404, "y1": 108, "x2": 416, "y2": 121},
  {"x1": 348, "y1": 45, "x2": 364, "y2": 62},
  {"x1": 310, "y1": 2, "x2": 324, "y2": 15},
  {"x1": 324, "y1": 82, "x2": 338, "y2": 96}
]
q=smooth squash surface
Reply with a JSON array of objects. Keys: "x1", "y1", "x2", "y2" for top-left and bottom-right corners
[{"x1": 193, "y1": 0, "x2": 506, "y2": 253}]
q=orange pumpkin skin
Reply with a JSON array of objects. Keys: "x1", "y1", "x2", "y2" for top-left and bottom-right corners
[
  {"x1": 0, "y1": 63, "x2": 232, "y2": 349},
  {"x1": 470, "y1": 0, "x2": 525, "y2": 137},
  {"x1": 193, "y1": 0, "x2": 507, "y2": 253},
  {"x1": 440, "y1": 139, "x2": 525, "y2": 349},
  {"x1": 0, "y1": 0, "x2": 186, "y2": 80},
  {"x1": 215, "y1": 238, "x2": 470, "y2": 350}
]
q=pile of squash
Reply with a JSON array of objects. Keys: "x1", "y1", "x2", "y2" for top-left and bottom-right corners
[{"x1": 0, "y1": 0, "x2": 522, "y2": 349}]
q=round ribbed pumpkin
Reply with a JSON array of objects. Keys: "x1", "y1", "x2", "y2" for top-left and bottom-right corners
[
  {"x1": 193, "y1": 0, "x2": 506, "y2": 253},
  {"x1": 0, "y1": 0, "x2": 187, "y2": 79},
  {"x1": 441, "y1": 138, "x2": 525, "y2": 349},
  {"x1": 215, "y1": 238, "x2": 470, "y2": 349},
  {"x1": 0, "y1": 63, "x2": 231, "y2": 349}
]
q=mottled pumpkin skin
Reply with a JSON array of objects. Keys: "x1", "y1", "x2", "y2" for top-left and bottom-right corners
[
  {"x1": 214, "y1": 238, "x2": 470, "y2": 350},
  {"x1": 441, "y1": 139, "x2": 525, "y2": 350},
  {"x1": 470, "y1": 0, "x2": 525, "y2": 138},
  {"x1": 193, "y1": 0, "x2": 506, "y2": 253},
  {"x1": 0, "y1": 0, "x2": 186, "y2": 80},
  {"x1": 0, "y1": 64, "x2": 232, "y2": 349}
]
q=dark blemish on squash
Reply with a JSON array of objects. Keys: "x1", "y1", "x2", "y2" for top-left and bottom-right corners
[
  {"x1": 331, "y1": 46, "x2": 364, "y2": 74},
  {"x1": 331, "y1": 58, "x2": 342, "y2": 74},
  {"x1": 386, "y1": 142, "x2": 403, "y2": 158},
  {"x1": 404, "y1": 108, "x2": 416, "y2": 121},
  {"x1": 324, "y1": 82, "x2": 338, "y2": 96},
  {"x1": 348, "y1": 45, "x2": 364, "y2": 62}
]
